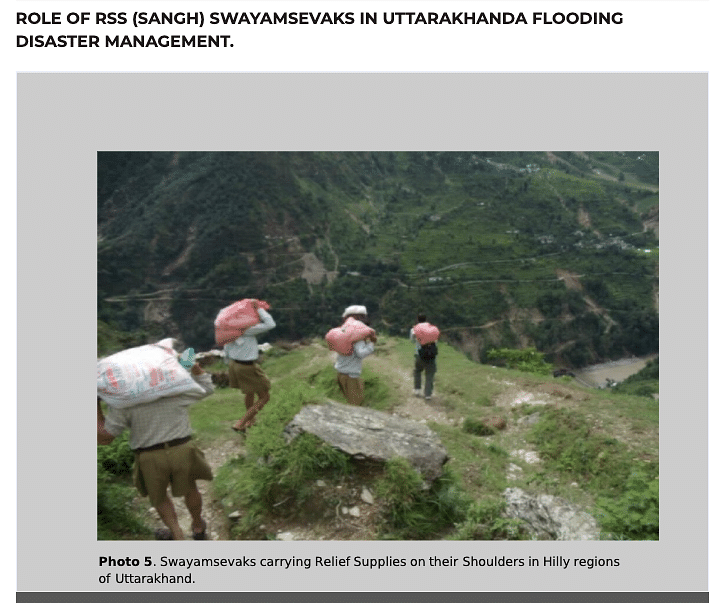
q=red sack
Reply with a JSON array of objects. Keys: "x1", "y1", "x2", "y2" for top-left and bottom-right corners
[
  {"x1": 412, "y1": 322, "x2": 440, "y2": 345},
  {"x1": 215, "y1": 299, "x2": 270, "y2": 346},
  {"x1": 325, "y1": 317, "x2": 375, "y2": 355}
]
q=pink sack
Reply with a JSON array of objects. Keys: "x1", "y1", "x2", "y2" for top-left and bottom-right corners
[
  {"x1": 214, "y1": 299, "x2": 270, "y2": 346},
  {"x1": 97, "y1": 339, "x2": 204, "y2": 409},
  {"x1": 325, "y1": 317, "x2": 375, "y2": 355},
  {"x1": 412, "y1": 322, "x2": 440, "y2": 345}
]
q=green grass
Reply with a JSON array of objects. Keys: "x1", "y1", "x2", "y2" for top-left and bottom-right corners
[
  {"x1": 99, "y1": 333, "x2": 658, "y2": 541},
  {"x1": 212, "y1": 380, "x2": 354, "y2": 537},
  {"x1": 214, "y1": 339, "x2": 658, "y2": 540},
  {"x1": 374, "y1": 460, "x2": 470, "y2": 540},
  {"x1": 97, "y1": 475, "x2": 152, "y2": 540},
  {"x1": 97, "y1": 432, "x2": 152, "y2": 540},
  {"x1": 462, "y1": 418, "x2": 496, "y2": 436},
  {"x1": 529, "y1": 407, "x2": 637, "y2": 494},
  {"x1": 188, "y1": 387, "x2": 247, "y2": 443}
]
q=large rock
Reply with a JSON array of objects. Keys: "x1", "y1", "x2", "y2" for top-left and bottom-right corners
[
  {"x1": 503, "y1": 487, "x2": 599, "y2": 540},
  {"x1": 284, "y1": 402, "x2": 448, "y2": 482}
]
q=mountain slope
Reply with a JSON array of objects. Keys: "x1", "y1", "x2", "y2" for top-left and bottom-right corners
[
  {"x1": 97, "y1": 151, "x2": 658, "y2": 367},
  {"x1": 123, "y1": 336, "x2": 658, "y2": 541}
]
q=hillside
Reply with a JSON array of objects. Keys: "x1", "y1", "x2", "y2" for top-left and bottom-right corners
[
  {"x1": 99, "y1": 337, "x2": 658, "y2": 541},
  {"x1": 97, "y1": 151, "x2": 659, "y2": 368}
]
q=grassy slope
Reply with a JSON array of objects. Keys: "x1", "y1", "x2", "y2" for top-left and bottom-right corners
[{"x1": 194, "y1": 337, "x2": 658, "y2": 539}]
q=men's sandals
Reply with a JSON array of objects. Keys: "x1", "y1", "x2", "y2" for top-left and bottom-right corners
[
  {"x1": 154, "y1": 521, "x2": 208, "y2": 540},
  {"x1": 193, "y1": 520, "x2": 208, "y2": 540}
]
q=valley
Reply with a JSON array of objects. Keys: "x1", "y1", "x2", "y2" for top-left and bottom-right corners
[{"x1": 98, "y1": 151, "x2": 659, "y2": 370}]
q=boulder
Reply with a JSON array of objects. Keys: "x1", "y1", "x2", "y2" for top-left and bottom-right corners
[
  {"x1": 503, "y1": 487, "x2": 599, "y2": 540},
  {"x1": 284, "y1": 402, "x2": 448, "y2": 482},
  {"x1": 516, "y1": 412, "x2": 541, "y2": 427}
]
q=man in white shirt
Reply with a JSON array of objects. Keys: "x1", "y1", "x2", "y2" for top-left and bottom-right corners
[
  {"x1": 334, "y1": 305, "x2": 377, "y2": 406},
  {"x1": 223, "y1": 300, "x2": 276, "y2": 431}
]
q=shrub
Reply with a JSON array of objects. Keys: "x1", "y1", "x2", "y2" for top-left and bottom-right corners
[
  {"x1": 463, "y1": 418, "x2": 495, "y2": 436},
  {"x1": 452, "y1": 499, "x2": 528, "y2": 540},
  {"x1": 97, "y1": 464, "x2": 150, "y2": 540},
  {"x1": 595, "y1": 468, "x2": 659, "y2": 540},
  {"x1": 375, "y1": 459, "x2": 469, "y2": 539},
  {"x1": 97, "y1": 432, "x2": 151, "y2": 540},
  {"x1": 98, "y1": 432, "x2": 134, "y2": 476},
  {"x1": 486, "y1": 347, "x2": 553, "y2": 376}
]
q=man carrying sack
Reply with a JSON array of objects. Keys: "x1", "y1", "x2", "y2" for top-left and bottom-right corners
[
  {"x1": 330, "y1": 305, "x2": 377, "y2": 406},
  {"x1": 410, "y1": 313, "x2": 440, "y2": 401},
  {"x1": 222, "y1": 299, "x2": 276, "y2": 432},
  {"x1": 97, "y1": 360, "x2": 215, "y2": 540}
]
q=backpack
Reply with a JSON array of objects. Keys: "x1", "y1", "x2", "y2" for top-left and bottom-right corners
[{"x1": 419, "y1": 342, "x2": 438, "y2": 361}]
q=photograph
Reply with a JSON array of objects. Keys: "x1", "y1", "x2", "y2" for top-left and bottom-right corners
[{"x1": 96, "y1": 150, "x2": 659, "y2": 544}]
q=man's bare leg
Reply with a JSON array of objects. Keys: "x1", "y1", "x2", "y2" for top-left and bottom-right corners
[
  {"x1": 154, "y1": 494, "x2": 185, "y2": 540},
  {"x1": 184, "y1": 482, "x2": 206, "y2": 537},
  {"x1": 234, "y1": 391, "x2": 270, "y2": 429},
  {"x1": 233, "y1": 392, "x2": 255, "y2": 431}
]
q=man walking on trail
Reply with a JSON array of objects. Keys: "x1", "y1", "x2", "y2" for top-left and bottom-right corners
[
  {"x1": 97, "y1": 361, "x2": 215, "y2": 540},
  {"x1": 410, "y1": 313, "x2": 438, "y2": 401},
  {"x1": 334, "y1": 305, "x2": 377, "y2": 406},
  {"x1": 224, "y1": 300, "x2": 276, "y2": 432}
]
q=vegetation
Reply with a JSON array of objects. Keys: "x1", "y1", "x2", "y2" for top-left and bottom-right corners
[
  {"x1": 529, "y1": 407, "x2": 637, "y2": 493},
  {"x1": 97, "y1": 150, "x2": 658, "y2": 540},
  {"x1": 485, "y1": 347, "x2": 553, "y2": 375},
  {"x1": 98, "y1": 151, "x2": 658, "y2": 368},
  {"x1": 612, "y1": 357, "x2": 659, "y2": 398},
  {"x1": 462, "y1": 418, "x2": 496, "y2": 436},
  {"x1": 595, "y1": 469, "x2": 659, "y2": 540},
  {"x1": 98, "y1": 334, "x2": 658, "y2": 541},
  {"x1": 212, "y1": 381, "x2": 353, "y2": 538},
  {"x1": 374, "y1": 460, "x2": 471, "y2": 540},
  {"x1": 97, "y1": 432, "x2": 151, "y2": 540}
]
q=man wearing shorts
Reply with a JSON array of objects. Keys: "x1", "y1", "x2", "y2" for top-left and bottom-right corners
[
  {"x1": 97, "y1": 362, "x2": 215, "y2": 540},
  {"x1": 224, "y1": 301, "x2": 276, "y2": 431},
  {"x1": 334, "y1": 305, "x2": 377, "y2": 406}
]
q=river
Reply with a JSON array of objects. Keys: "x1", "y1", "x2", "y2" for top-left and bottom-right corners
[{"x1": 573, "y1": 354, "x2": 658, "y2": 389}]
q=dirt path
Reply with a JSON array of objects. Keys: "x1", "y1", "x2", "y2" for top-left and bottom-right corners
[
  {"x1": 369, "y1": 344, "x2": 457, "y2": 427},
  {"x1": 137, "y1": 340, "x2": 653, "y2": 540},
  {"x1": 141, "y1": 342, "x2": 457, "y2": 540}
]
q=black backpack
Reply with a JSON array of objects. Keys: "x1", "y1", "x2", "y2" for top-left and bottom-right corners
[{"x1": 419, "y1": 342, "x2": 438, "y2": 361}]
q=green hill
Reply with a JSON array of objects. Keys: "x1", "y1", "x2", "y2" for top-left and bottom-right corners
[{"x1": 98, "y1": 151, "x2": 658, "y2": 368}]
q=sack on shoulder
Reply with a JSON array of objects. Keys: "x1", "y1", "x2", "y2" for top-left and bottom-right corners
[
  {"x1": 412, "y1": 322, "x2": 440, "y2": 345},
  {"x1": 214, "y1": 298, "x2": 270, "y2": 346},
  {"x1": 325, "y1": 317, "x2": 375, "y2": 355},
  {"x1": 97, "y1": 340, "x2": 203, "y2": 409},
  {"x1": 419, "y1": 342, "x2": 438, "y2": 360}
]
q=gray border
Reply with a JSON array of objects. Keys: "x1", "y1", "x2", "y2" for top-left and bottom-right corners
[{"x1": 17, "y1": 73, "x2": 707, "y2": 592}]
